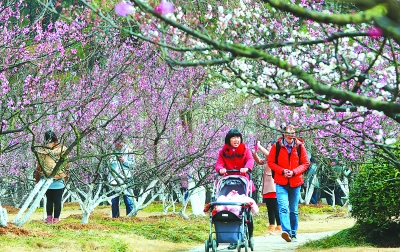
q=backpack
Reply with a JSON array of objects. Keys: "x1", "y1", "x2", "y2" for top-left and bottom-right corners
[{"x1": 272, "y1": 141, "x2": 301, "y2": 179}]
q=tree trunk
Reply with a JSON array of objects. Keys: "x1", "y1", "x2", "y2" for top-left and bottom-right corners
[
  {"x1": 0, "y1": 204, "x2": 8, "y2": 227},
  {"x1": 13, "y1": 178, "x2": 53, "y2": 226}
]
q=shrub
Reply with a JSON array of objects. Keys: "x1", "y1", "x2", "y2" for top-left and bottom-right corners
[{"x1": 349, "y1": 144, "x2": 400, "y2": 243}]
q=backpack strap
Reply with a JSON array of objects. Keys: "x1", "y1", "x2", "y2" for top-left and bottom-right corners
[
  {"x1": 275, "y1": 140, "x2": 302, "y2": 166},
  {"x1": 275, "y1": 142, "x2": 281, "y2": 165},
  {"x1": 297, "y1": 144, "x2": 301, "y2": 165}
]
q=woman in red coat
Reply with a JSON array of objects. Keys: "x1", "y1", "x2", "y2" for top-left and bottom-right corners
[
  {"x1": 215, "y1": 129, "x2": 254, "y2": 177},
  {"x1": 215, "y1": 128, "x2": 254, "y2": 250}
]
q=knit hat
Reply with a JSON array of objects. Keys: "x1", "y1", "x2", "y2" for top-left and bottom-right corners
[{"x1": 224, "y1": 129, "x2": 243, "y2": 145}]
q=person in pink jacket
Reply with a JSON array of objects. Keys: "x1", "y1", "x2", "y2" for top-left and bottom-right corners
[
  {"x1": 215, "y1": 128, "x2": 254, "y2": 250},
  {"x1": 267, "y1": 125, "x2": 309, "y2": 242},
  {"x1": 215, "y1": 129, "x2": 254, "y2": 178},
  {"x1": 252, "y1": 140, "x2": 281, "y2": 235}
]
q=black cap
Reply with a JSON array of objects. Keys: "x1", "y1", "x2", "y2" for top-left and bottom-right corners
[{"x1": 225, "y1": 129, "x2": 243, "y2": 145}]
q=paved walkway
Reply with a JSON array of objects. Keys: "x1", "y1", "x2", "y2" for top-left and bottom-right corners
[{"x1": 189, "y1": 231, "x2": 338, "y2": 252}]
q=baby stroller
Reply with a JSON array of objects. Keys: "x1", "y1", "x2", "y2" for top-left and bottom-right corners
[{"x1": 204, "y1": 170, "x2": 255, "y2": 252}]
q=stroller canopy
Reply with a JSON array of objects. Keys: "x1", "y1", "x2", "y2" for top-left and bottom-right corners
[{"x1": 216, "y1": 175, "x2": 250, "y2": 198}]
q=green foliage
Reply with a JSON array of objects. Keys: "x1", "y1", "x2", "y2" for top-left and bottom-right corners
[
  {"x1": 299, "y1": 225, "x2": 372, "y2": 250},
  {"x1": 349, "y1": 141, "x2": 400, "y2": 235},
  {"x1": 300, "y1": 222, "x2": 400, "y2": 250}
]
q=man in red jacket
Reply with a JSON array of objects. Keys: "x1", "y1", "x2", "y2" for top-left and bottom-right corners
[{"x1": 268, "y1": 125, "x2": 309, "y2": 242}]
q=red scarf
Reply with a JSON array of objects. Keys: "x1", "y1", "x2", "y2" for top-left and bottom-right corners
[{"x1": 221, "y1": 143, "x2": 247, "y2": 170}]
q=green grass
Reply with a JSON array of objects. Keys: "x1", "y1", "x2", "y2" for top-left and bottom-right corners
[
  {"x1": 299, "y1": 221, "x2": 400, "y2": 251},
  {"x1": 298, "y1": 204, "x2": 336, "y2": 214},
  {"x1": 4, "y1": 202, "x2": 394, "y2": 252},
  {"x1": 298, "y1": 226, "x2": 373, "y2": 251},
  {"x1": 80, "y1": 202, "x2": 347, "y2": 244}
]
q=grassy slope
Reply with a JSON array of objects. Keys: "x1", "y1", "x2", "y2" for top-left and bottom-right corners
[{"x1": 1, "y1": 202, "x2": 397, "y2": 252}]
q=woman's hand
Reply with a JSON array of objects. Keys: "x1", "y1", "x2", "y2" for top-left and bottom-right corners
[
  {"x1": 219, "y1": 168, "x2": 227, "y2": 175},
  {"x1": 240, "y1": 168, "x2": 248, "y2": 174}
]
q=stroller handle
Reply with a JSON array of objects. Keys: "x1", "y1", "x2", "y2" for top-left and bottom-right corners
[
  {"x1": 216, "y1": 169, "x2": 252, "y2": 181},
  {"x1": 210, "y1": 201, "x2": 250, "y2": 207}
]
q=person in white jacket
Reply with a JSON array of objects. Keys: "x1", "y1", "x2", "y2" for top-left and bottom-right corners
[{"x1": 108, "y1": 136, "x2": 135, "y2": 218}]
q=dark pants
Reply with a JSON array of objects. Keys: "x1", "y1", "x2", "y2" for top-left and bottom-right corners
[
  {"x1": 325, "y1": 187, "x2": 343, "y2": 206},
  {"x1": 46, "y1": 188, "x2": 64, "y2": 218},
  {"x1": 264, "y1": 198, "x2": 281, "y2": 225},
  {"x1": 110, "y1": 193, "x2": 133, "y2": 218},
  {"x1": 310, "y1": 188, "x2": 320, "y2": 204},
  {"x1": 247, "y1": 212, "x2": 254, "y2": 237}
]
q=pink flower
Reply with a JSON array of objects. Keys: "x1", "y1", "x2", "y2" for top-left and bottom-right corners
[
  {"x1": 115, "y1": 1, "x2": 135, "y2": 17},
  {"x1": 367, "y1": 27, "x2": 382, "y2": 39},
  {"x1": 154, "y1": 0, "x2": 175, "y2": 15}
]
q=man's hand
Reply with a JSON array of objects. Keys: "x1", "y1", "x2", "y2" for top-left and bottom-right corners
[
  {"x1": 283, "y1": 169, "x2": 294, "y2": 178},
  {"x1": 240, "y1": 168, "x2": 248, "y2": 174},
  {"x1": 219, "y1": 168, "x2": 227, "y2": 175}
]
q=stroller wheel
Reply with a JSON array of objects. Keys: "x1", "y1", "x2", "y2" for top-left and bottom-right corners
[
  {"x1": 249, "y1": 237, "x2": 254, "y2": 251},
  {"x1": 204, "y1": 239, "x2": 210, "y2": 252},
  {"x1": 211, "y1": 239, "x2": 217, "y2": 252},
  {"x1": 237, "y1": 239, "x2": 248, "y2": 252},
  {"x1": 243, "y1": 240, "x2": 249, "y2": 252}
]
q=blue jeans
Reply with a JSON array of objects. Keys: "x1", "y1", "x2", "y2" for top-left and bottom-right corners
[
  {"x1": 310, "y1": 188, "x2": 320, "y2": 204},
  {"x1": 110, "y1": 192, "x2": 133, "y2": 218},
  {"x1": 276, "y1": 184, "x2": 301, "y2": 237}
]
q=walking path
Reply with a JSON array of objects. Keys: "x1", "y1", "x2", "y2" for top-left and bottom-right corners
[{"x1": 189, "y1": 231, "x2": 338, "y2": 252}]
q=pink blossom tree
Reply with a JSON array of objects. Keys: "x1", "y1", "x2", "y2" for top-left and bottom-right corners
[
  {"x1": 1, "y1": 0, "x2": 254, "y2": 224},
  {"x1": 82, "y1": 0, "x2": 400, "y2": 168}
]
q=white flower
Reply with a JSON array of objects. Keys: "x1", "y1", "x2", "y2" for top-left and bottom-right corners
[
  {"x1": 269, "y1": 119, "x2": 276, "y2": 128},
  {"x1": 221, "y1": 82, "x2": 231, "y2": 89},
  {"x1": 358, "y1": 53, "x2": 365, "y2": 61},
  {"x1": 385, "y1": 138, "x2": 397, "y2": 145},
  {"x1": 257, "y1": 75, "x2": 265, "y2": 87},
  {"x1": 177, "y1": 12, "x2": 183, "y2": 20},
  {"x1": 366, "y1": 52, "x2": 375, "y2": 59},
  {"x1": 381, "y1": 90, "x2": 391, "y2": 97},
  {"x1": 372, "y1": 110, "x2": 385, "y2": 116},
  {"x1": 252, "y1": 98, "x2": 262, "y2": 105},
  {"x1": 374, "y1": 82, "x2": 386, "y2": 88},
  {"x1": 320, "y1": 103, "x2": 329, "y2": 109},
  {"x1": 357, "y1": 106, "x2": 367, "y2": 112},
  {"x1": 292, "y1": 111, "x2": 299, "y2": 120}
]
